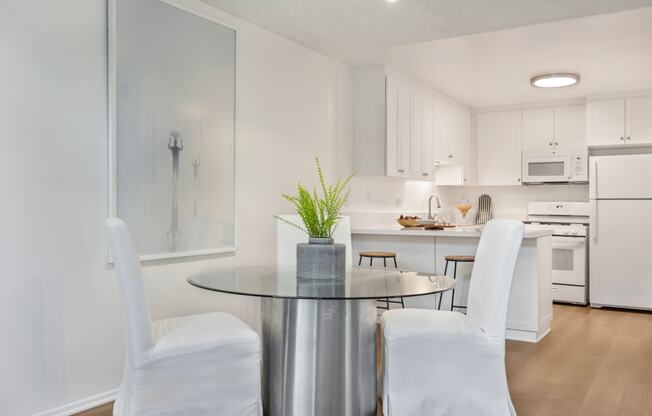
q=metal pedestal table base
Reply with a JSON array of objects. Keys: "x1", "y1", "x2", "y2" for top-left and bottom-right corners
[{"x1": 261, "y1": 298, "x2": 377, "y2": 416}]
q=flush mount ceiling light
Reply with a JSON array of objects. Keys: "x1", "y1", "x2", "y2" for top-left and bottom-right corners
[{"x1": 530, "y1": 73, "x2": 580, "y2": 88}]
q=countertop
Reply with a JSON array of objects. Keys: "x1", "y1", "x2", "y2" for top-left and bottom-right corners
[{"x1": 351, "y1": 225, "x2": 551, "y2": 239}]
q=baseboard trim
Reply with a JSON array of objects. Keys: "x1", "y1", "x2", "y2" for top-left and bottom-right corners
[{"x1": 32, "y1": 388, "x2": 117, "y2": 416}]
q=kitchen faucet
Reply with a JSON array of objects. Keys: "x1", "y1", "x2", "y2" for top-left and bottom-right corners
[{"x1": 428, "y1": 194, "x2": 442, "y2": 221}]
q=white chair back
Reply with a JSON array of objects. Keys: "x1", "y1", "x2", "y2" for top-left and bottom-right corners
[
  {"x1": 467, "y1": 219, "x2": 525, "y2": 345},
  {"x1": 105, "y1": 217, "x2": 153, "y2": 361},
  {"x1": 276, "y1": 215, "x2": 352, "y2": 267}
]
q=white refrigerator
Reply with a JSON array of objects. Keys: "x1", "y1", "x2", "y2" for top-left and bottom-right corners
[{"x1": 590, "y1": 154, "x2": 652, "y2": 310}]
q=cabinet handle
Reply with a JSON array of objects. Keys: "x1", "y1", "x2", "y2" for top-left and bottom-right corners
[
  {"x1": 448, "y1": 154, "x2": 453, "y2": 158},
  {"x1": 422, "y1": 172, "x2": 429, "y2": 176},
  {"x1": 517, "y1": 178, "x2": 521, "y2": 182},
  {"x1": 398, "y1": 169, "x2": 405, "y2": 173},
  {"x1": 627, "y1": 136, "x2": 631, "y2": 141},
  {"x1": 549, "y1": 142, "x2": 553, "y2": 146},
  {"x1": 620, "y1": 137, "x2": 625, "y2": 141},
  {"x1": 554, "y1": 142, "x2": 558, "y2": 146}
]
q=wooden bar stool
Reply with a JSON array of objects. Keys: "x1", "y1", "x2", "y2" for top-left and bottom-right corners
[
  {"x1": 358, "y1": 251, "x2": 405, "y2": 309},
  {"x1": 438, "y1": 255, "x2": 475, "y2": 311}
]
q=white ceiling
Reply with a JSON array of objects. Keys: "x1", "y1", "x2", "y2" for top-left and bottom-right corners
[
  {"x1": 357, "y1": 8, "x2": 652, "y2": 107},
  {"x1": 203, "y1": 0, "x2": 652, "y2": 60},
  {"x1": 204, "y1": 0, "x2": 652, "y2": 107}
]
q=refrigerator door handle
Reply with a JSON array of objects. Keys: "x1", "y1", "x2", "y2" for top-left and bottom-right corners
[
  {"x1": 590, "y1": 159, "x2": 598, "y2": 199},
  {"x1": 590, "y1": 199, "x2": 598, "y2": 241}
]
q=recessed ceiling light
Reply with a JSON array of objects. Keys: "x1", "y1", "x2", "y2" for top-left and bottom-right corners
[
  {"x1": 386, "y1": 0, "x2": 398, "y2": 3},
  {"x1": 530, "y1": 73, "x2": 580, "y2": 88}
]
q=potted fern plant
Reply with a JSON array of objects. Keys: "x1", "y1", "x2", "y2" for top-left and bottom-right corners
[{"x1": 276, "y1": 158, "x2": 353, "y2": 279}]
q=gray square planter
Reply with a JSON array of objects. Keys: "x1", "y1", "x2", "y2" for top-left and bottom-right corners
[{"x1": 296, "y1": 237, "x2": 346, "y2": 280}]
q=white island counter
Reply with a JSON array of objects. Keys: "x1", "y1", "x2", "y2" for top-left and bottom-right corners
[{"x1": 352, "y1": 225, "x2": 553, "y2": 342}]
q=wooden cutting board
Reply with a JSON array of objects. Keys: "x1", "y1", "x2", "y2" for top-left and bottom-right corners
[{"x1": 423, "y1": 224, "x2": 457, "y2": 230}]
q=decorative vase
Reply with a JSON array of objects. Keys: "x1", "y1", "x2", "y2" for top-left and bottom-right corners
[{"x1": 296, "y1": 237, "x2": 346, "y2": 280}]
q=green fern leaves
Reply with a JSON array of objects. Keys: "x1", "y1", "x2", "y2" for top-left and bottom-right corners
[{"x1": 275, "y1": 158, "x2": 353, "y2": 238}]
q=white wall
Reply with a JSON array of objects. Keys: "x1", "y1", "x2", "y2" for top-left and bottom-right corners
[{"x1": 0, "y1": 1, "x2": 353, "y2": 414}]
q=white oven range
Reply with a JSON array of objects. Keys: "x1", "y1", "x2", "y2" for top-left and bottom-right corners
[{"x1": 524, "y1": 202, "x2": 589, "y2": 305}]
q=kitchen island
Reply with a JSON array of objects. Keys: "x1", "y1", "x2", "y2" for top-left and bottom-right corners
[{"x1": 352, "y1": 225, "x2": 552, "y2": 342}]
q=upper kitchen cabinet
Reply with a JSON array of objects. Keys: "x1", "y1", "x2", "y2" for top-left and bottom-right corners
[
  {"x1": 587, "y1": 95, "x2": 652, "y2": 146},
  {"x1": 554, "y1": 105, "x2": 587, "y2": 149},
  {"x1": 354, "y1": 65, "x2": 471, "y2": 182},
  {"x1": 412, "y1": 91, "x2": 435, "y2": 180},
  {"x1": 522, "y1": 105, "x2": 586, "y2": 154},
  {"x1": 476, "y1": 110, "x2": 523, "y2": 186},
  {"x1": 354, "y1": 66, "x2": 417, "y2": 178},
  {"x1": 587, "y1": 99, "x2": 625, "y2": 146},
  {"x1": 626, "y1": 96, "x2": 652, "y2": 145},
  {"x1": 386, "y1": 76, "x2": 413, "y2": 177},
  {"x1": 434, "y1": 98, "x2": 473, "y2": 185},
  {"x1": 522, "y1": 107, "x2": 554, "y2": 152},
  {"x1": 434, "y1": 98, "x2": 471, "y2": 164}
]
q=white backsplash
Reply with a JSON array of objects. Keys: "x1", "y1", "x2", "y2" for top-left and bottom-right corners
[
  {"x1": 438, "y1": 184, "x2": 590, "y2": 220},
  {"x1": 344, "y1": 176, "x2": 589, "y2": 227},
  {"x1": 345, "y1": 176, "x2": 438, "y2": 213}
]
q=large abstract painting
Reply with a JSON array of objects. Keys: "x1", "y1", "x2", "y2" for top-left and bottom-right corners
[{"x1": 109, "y1": 0, "x2": 236, "y2": 260}]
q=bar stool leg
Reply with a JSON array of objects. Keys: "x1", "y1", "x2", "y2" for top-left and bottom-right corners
[
  {"x1": 451, "y1": 261, "x2": 458, "y2": 311},
  {"x1": 393, "y1": 257, "x2": 405, "y2": 308},
  {"x1": 370, "y1": 257, "x2": 373, "y2": 267},
  {"x1": 438, "y1": 260, "x2": 449, "y2": 310},
  {"x1": 383, "y1": 257, "x2": 387, "y2": 268},
  {"x1": 358, "y1": 256, "x2": 362, "y2": 266}
]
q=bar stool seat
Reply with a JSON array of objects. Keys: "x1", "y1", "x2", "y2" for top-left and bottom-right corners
[
  {"x1": 359, "y1": 251, "x2": 397, "y2": 258},
  {"x1": 358, "y1": 251, "x2": 404, "y2": 309},
  {"x1": 444, "y1": 255, "x2": 475, "y2": 262},
  {"x1": 439, "y1": 255, "x2": 476, "y2": 311}
]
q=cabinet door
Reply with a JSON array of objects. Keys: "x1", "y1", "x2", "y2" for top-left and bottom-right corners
[
  {"x1": 554, "y1": 104, "x2": 586, "y2": 149},
  {"x1": 590, "y1": 199, "x2": 652, "y2": 309},
  {"x1": 397, "y1": 82, "x2": 412, "y2": 177},
  {"x1": 385, "y1": 78, "x2": 400, "y2": 177},
  {"x1": 450, "y1": 105, "x2": 471, "y2": 166},
  {"x1": 453, "y1": 107, "x2": 472, "y2": 184},
  {"x1": 419, "y1": 94, "x2": 435, "y2": 180},
  {"x1": 386, "y1": 77, "x2": 412, "y2": 177},
  {"x1": 476, "y1": 110, "x2": 523, "y2": 186},
  {"x1": 522, "y1": 107, "x2": 554, "y2": 153},
  {"x1": 625, "y1": 96, "x2": 652, "y2": 145},
  {"x1": 411, "y1": 90, "x2": 423, "y2": 179},
  {"x1": 434, "y1": 98, "x2": 458, "y2": 163},
  {"x1": 587, "y1": 99, "x2": 625, "y2": 146},
  {"x1": 435, "y1": 98, "x2": 470, "y2": 164}
]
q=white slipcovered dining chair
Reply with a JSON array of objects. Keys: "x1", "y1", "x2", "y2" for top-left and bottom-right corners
[
  {"x1": 275, "y1": 214, "x2": 352, "y2": 266},
  {"x1": 381, "y1": 219, "x2": 525, "y2": 416},
  {"x1": 106, "y1": 218, "x2": 262, "y2": 416}
]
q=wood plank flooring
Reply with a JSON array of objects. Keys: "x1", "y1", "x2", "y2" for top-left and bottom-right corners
[{"x1": 76, "y1": 304, "x2": 652, "y2": 416}]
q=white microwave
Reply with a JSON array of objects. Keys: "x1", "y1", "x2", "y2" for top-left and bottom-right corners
[{"x1": 522, "y1": 149, "x2": 588, "y2": 184}]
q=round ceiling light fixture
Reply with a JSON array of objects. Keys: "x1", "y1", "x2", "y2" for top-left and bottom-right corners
[{"x1": 530, "y1": 73, "x2": 580, "y2": 88}]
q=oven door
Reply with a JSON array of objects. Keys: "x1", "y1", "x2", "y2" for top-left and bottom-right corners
[
  {"x1": 522, "y1": 155, "x2": 571, "y2": 183},
  {"x1": 551, "y1": 236, "x2": 586, "y2": 286}
]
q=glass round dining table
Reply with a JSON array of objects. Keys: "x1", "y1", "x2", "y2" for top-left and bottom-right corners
[{"x1": 188, "y1": 266, "x2": 455, "y2": 416}]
